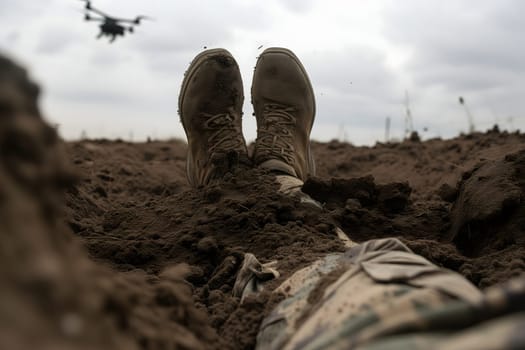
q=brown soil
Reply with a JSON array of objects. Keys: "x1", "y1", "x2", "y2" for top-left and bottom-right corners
[
  {"x1": 61, "y1": 129, "x2": 525, "y2": 349},
  {"x1": 2, "y1": 54, "x2": 525, "y2": 349}
]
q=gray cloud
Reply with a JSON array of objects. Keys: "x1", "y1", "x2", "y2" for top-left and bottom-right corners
[
  {"x1": 410, "y1": 63, "x2": 521, "y2": 92},
  {"x1": 279, "y1": 0, "x2": 315, "y2": 13},
  {"x1": 302, "y1": 47, "x2": 403, "y2": 131},
  {"x1": 90, "y1": 50, "x2": 131, "y2": 67},
  {"x1": 36, "y1": 26, "x2": 79, "y2": 54},
  {"x1": 0, "y1": 0, "x2": 48, "y2": 21},
  {"x1": 127, "y1": 1, "x2": 274, "y2": 76},
  {"x1": 306, "y1": 47, "x2": 399, "y2": 99},
  {"x1": 55, "y1": 87, "x2": 137, "y2": 105},
  {"x1": 383, "y1": 0, "x2": 525, "y2": 88}
]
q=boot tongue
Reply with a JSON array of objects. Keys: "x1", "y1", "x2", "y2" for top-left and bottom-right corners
[{"x1": 258, "y1": 159, "x2": 298, "y2": 178}]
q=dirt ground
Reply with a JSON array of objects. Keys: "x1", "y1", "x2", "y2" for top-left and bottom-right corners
[
  {"x1": 2, "y1": 54, "x2": 525, "y2": 349},
  {"x1": 61, "y1": 129, "x2": 525, "y2": 349}
]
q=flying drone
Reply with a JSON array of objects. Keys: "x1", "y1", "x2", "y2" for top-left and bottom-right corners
[{"x1": 81, "y1": 0, "x2": 150, "y2": 43}]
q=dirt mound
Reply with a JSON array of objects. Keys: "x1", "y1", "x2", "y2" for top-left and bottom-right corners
[
  {"x1": 312, "y1": 129, "x2": 525, "y2": 200},
  {"x1": 0, "y1": 55, "x2": 214, "y2": 350},
  {"x1": 450, "y1": 151, "x2": 524, "y2": 255},
  {"x1": 65, "y1": 149, "x2": 345, "y2": 349}
]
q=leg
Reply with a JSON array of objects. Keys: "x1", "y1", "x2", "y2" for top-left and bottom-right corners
[{"x1": 257, "y1": 238, "x2": 485, "y2": 349}]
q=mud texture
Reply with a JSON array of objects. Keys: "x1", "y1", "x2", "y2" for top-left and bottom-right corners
[{"x1": 2, "y1": 53, "x2": 525, "y2": 349}]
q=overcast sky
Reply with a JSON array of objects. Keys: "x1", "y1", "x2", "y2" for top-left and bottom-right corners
[{"x1": 1, "y1": 0, "x2": 524, "y2": 145}]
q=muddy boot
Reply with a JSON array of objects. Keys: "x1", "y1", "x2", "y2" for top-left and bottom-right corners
[
  {"x1": 179, "y1": 48, "x2": 249, "y2": 187},
  {"x1": 251, "y1": 47, "x2": 316, "y2": 181}
]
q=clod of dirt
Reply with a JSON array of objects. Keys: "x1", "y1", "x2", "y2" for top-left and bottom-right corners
[
  {"x1": 197, "y1": 237, "x2": 219, "y2": 255},
  {"x1": 437, "y1": 183, "x2": 458, "y2": 202},
  {"x1": 377, "y1": 182, "x2": 411, "y2": 213},
  {"x1": 302, "y1": 175, "x2": 378, "y2": 209},
  {"x1": 450, "y1": 150, "x2": 525, "y2": 257}
]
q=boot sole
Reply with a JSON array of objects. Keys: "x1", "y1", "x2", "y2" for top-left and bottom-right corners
[
  {"x1": 252, "y1": 47, "x2": 316, "y2": 126},
  {"x1": 252, "y1": 47, "x2": 317, "y2": 176},
  {"x1": 178, "y1": 48, "x2": 241, "y2": 186},
  {"x1": 178, "y1": 48, "x2": 235, "y2": 134}
]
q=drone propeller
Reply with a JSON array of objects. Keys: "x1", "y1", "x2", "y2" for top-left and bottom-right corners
[
  {"x1": 79, "y1": 0, "x2": 91, "y2": 10},
  {"x1": 116, "y1": 15, "x2": 154, "y2": 25},
  {"x1": 134, "y1": 15, "x2": 153, "y2": 24},
  {"x1": 79, "y1": 0, "x2": 113, "y2": 20},
  {"x1": 82, "y1": 11, "x2": 104, "y2": 22}
]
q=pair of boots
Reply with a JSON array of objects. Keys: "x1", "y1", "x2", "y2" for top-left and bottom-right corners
[{"x1": 179, "y1": 47, "x2": 316, "y2": 187}]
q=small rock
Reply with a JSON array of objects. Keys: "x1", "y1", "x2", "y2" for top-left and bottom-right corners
[
  {"x1": 93, "y1": 186, "x2": 107, "y2": 197},
  {"x1": 437, "y1": 183, "x2": 458, "y2": 202},
  {"x1": 197, "y1": 237, "x2": 218, "y2": 254},
  {"x1": 96, "y1": 173, "x2": 114, "y2": 182}
]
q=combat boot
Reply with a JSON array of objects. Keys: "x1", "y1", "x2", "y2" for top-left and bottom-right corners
[
  {"x1": 179, "y1": 49, "x2": 249, "y2": 187},
  {"x1": 251, "y1": 47, "x2": 316, "y2": 181}
]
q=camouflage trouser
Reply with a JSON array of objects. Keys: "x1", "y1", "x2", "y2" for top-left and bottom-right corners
[{"x1": 256, "y1": 238, "x2": 525, "y2": 350}]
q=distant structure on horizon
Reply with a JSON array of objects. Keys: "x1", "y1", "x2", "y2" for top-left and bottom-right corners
[
  {"x1": 404, "y1": 90, "x2": 414, "y2": 139},
  {"x1": 459, "y1": 96, "x2": 475, "y2": 133},
  {"x1": 385, "y1": 116, "x2": 391, "y2": 142}
]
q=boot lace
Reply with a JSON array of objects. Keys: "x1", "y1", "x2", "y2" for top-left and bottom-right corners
[
  {"x1": 255, "y1": 103, "x2": 296, "y2": 164},
  {"x1": 203, "y1": 110, "x2": 244, "y2": 155}
]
